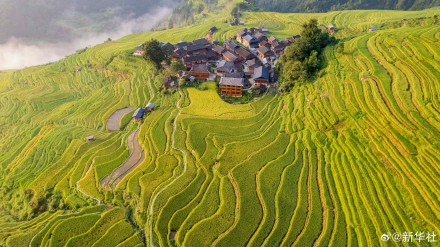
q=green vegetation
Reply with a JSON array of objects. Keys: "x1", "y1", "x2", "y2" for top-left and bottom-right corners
[
  {"x1": 143, "y1": 39, "x2": 167, "y2": 69},
  {"x1": 0, "y1": 6, "x2": 439, "y2": 247},
  {"x1": 246, "y1": 0, "x2": 440, "y2": 13},
  {"x1": 279, "y1": 19, "x2": 335, "y2": 89}
]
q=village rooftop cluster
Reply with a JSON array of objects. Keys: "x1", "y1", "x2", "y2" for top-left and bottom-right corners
[{"x1": 135, "y1": 26, "x2": 302, "y2": 97}]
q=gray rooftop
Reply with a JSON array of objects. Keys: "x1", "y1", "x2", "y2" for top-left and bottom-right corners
[{"x1": 219, "y1": 77, "x2": 244, "y2": 87}]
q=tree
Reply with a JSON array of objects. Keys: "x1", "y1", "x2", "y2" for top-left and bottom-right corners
[
  {"x1": 170, "y1": 59, "x2": 186, "y2": 74},
  {"x1": 143, "y1": 39, "x2": 165, "y2": 69},
  {"x1": 278, "y1": 18, "x2": 334, "y2": 89}
]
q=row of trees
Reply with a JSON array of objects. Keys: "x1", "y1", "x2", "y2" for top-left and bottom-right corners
[{"x1": 278, "y1": 19, "x2": 336, "y2": 91}]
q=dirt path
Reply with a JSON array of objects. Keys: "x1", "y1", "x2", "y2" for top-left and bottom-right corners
[
  {"x1": 101, "y1": 129, "x2": 145, "y2": 188},
  {"x1": 106, "y1": 107, "x2": 134, "y2": 131},
  {"x1": 76, "y1": 158, "x2": 102, "y2": 204}
]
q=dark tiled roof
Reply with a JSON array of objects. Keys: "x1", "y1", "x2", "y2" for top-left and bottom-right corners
[
  {"x1": 254, "y1": 32, "x2": 266, "y2": 39},
  {"x1": 133, "y1": 108, "x2": 145, "y2": 118},
  {"x1": 161, "y1": 42, "x2": 174, "y2": 52},
  {"x1": 243, "y1": 34, "x2": 257, "y2": 43},
  {"x1": 183, "y1": 55, "x2": 207, "y2": 63},
  {"x1": 175, "y1": 41, "x2": 188, "y2": 49},
  {"x1": 186, "y1": 44, "x2": 207, "y2": 52},
  {"x1": 268, "y1": 36, "x2": 278, "y2": 43},
  {"x1": 191, "y1": 64, "x2": 210, "y2": 73},
  {"x1": 212, "y1": 45, "x2": 226, "y2": 55},
  {"x1": 223, "y1": 51, "x2": 239, "y2": 62},
  {"x1": 253, "y1": 66, "x2": 269, "y2": 80},
  {"x1": 192, "y1": 38, "x2": 210, "y2": 46},
  {"x1": 259, "y1": 40, "x2": 271, "y2": 48},
  {"x1": 237, "y1": 29, "x2": 248, "y2": 36},
  {"x1": 217, "y1": 60, "x2": 234, "y2": 70},
  {"x1": 224, "y1": 72, "x2": 244, "y2": 78},
  {"x1": 235, "y1": 47, "x2": 255, "y2": 60},
  {"x1": 173, "y1": 47, "x2": 186, "y2": 57},
  {"x1": 226, "y1": 41, "x2": 240, "y2": 51},
  {"x1": 219, "y1": 77, "x2": 244, "y2": 87},
  {"x1": 246, "y1": 58, "x2": 260, "y2": 68},
  {"x1": 258, "y1": 46, "x2": 272, "y2": 55},
  {"x1": 205, "y1": 50, "x2": 219, "y2": 60}
]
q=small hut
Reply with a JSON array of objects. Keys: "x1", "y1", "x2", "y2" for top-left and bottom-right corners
[
  {"x1": 86, "y1": 135, "x2": 95, "y2": 141},
  {"x1": 145, "y1": 102, "x2": 155, "y2": 111},
  {"x1": 133, "y1": 108, "x2": 145, "y2": 121}
]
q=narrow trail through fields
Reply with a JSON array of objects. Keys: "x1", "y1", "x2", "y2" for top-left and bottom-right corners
[
  {"x1": 76, "y1": 159, "x2": 102, "y2": 204},
  {"x1": 106, "y1": 107, "x2": 134, "y2": 131},
  {"x1": 147, "y1": 89, "x2": 187, "y2": 247},
  {"x1": 101, "y1": 129, "x2": 145, "y2": 188}
]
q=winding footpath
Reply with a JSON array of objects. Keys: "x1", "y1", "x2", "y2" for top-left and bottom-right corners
[
  {"x1": 75, "y1": 158, "x2": 102, "y2": 204},
  {"x1": 106, "y1": 107, "x2": 134, "y2": 131},
  {"x1": 147, "y1": 89, "x2": 188, "y2": 247},
  {"x1": 101, "y1": 129, "x2": 145, "y2": 188}
]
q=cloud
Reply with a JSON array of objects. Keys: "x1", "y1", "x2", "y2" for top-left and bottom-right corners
[{"x1": 0, "y1": 7, "x2": 172, "y2": 70}]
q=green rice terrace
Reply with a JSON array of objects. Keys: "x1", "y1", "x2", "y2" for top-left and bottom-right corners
[{"x1": 1, "y1": 8, "x2": 440, "y2": 247}]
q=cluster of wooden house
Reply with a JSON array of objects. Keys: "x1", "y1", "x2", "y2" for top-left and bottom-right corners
[{"x1": 137, "y1": 26, "x2": 301, "y2": 98}]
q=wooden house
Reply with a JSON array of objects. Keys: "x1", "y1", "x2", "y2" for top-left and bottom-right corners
[
  {"x1": 216, "y1": 60, "x2": 234, "y2": 75},
  {"x1": 186, "y1": 44, "x2": 207, "y2": 55},
  {"x1": 161, "y1": 42, "x2": 174, "y2": 53},
  {"x1": 190, "y1": 64, "x2": 210, "y2": 80},
  {"x1": 235, "y1": 47, "x2": 255, "y2": 61},
  {"x1": 173, "y1": 48, "x2": 186, "y2": 59},
  {"x1": 208, "y1": 26, "x2": 218, "y2": 35},
  {"x1": 183, "y1": 55, "x2": 207, "y2": 69},
  {"x1": 219, "y1": 77, "x2": 244, "y2": 97},
  {"x1": 254, "y1": 32, "x2": 267, "y2": 42},
  {"x1": 268, "y1": 36, "x2": 278, "y2": 44},
  {"x1": 192, "y1": 38, "x2": 210, "y2": 46},
  {"x1": 328, "y1": 25, "x2": 336, "y2": 34},
  {"x1": 212, "y1": 45, "x2": 226, "y2": 56},
  {"x1": 226, "y1": 41, "x2": 240, "y2": 52},
  {"x1": 222, "y1": 51, "x2": 240, "y2": 63},
  {"x1": 257, "y1": 46, "x2": 273, "y2": 59},
  {"x1": 175, "y1": 41, "x2": 188, "y2": 49},
  {"x1": 245, "y1": 58, "x2": 261, "y2": 73},
  {"x1": 271, "y1": 41, "x2": 285, "y2": 55},
  {"x1": 145, "y1": 103, "x2": 155, "y2": 111},
  {"x1": 251, "y1": 66, "x2": 269, "y2": 84},
  {"x1": 163, "y1": 76, "x2": 178, "y2": 89},
  {"x1": 133, "y1": 108, "x2": 145, "y2": 121},
  {"x1": 236, "y1": 29, "x2": 248, "y2": 43},
  {"x1": 133, "y1": 44, "x2": 144, "y2": 56},
  {"x1": 242, "y1": 34, "x2": 259, "y2": 48}
]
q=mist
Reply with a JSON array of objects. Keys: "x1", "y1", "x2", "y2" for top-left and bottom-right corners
[{"x1": 0, "y1": 6, "x2": 173, "y2": 70}]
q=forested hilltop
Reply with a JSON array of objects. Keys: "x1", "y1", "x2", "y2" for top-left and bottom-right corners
[{"x1": 246, "y1": 0, "x2": 440, "y2": 12}]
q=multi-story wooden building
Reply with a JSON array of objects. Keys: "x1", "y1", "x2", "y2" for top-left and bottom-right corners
[
  {"x1": 190, "y1": 64, "x2": 210, "y2": 80},
  {"x1": 219, "y1": 77, "x2": 244, "y2": 97}
]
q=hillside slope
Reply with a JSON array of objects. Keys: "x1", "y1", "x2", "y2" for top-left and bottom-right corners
[
  {"x1": 247, "y1": 0, "x2": 440, "y2": 12},
  {"x1": 0, "y1": 8, "x2": 439, "y2": 247}
]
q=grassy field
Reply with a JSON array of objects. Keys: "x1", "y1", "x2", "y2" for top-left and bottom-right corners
[{"x1": 0, "y1": 7, "x2": 439, "y2": 247}]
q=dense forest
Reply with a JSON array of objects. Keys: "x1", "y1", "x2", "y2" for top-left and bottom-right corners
[{"x1": 245, "y1": 0, "x2": 440, "y2": 12}]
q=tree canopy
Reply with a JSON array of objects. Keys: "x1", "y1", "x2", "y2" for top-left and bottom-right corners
[
  {"x1": 278, "y1": 19, "x2": 335, "y2": 90},
  {"x1": 143, "y1": 39, "x2": 166, "y2": 69}
]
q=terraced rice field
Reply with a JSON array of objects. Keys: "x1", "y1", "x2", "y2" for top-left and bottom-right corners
[{"x1": 0, "y1": 8, "x2": 439, "y2": 247}]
